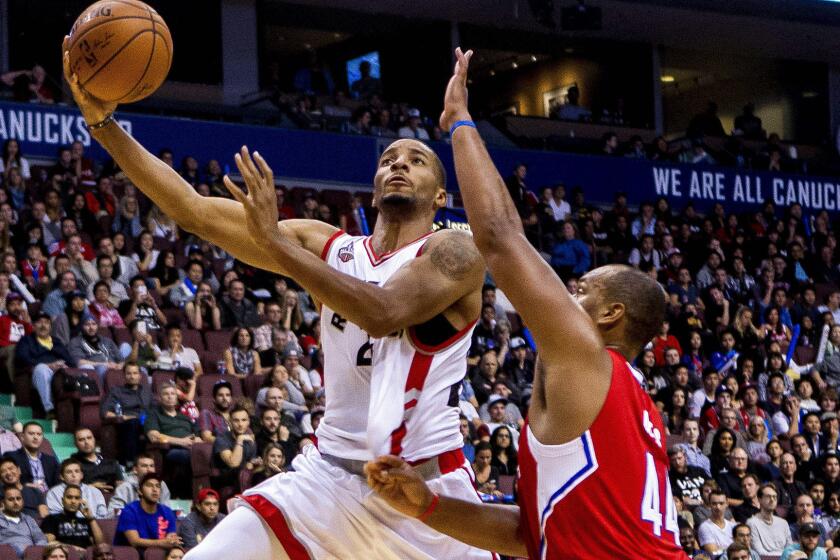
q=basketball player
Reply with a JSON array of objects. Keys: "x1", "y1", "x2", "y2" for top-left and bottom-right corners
[
  {"x1": 62, "y1": 42, "x2": 494, "y2": 560},
  {"x1": 364, "y1": 49, "x2": 688, "y2": 559}
]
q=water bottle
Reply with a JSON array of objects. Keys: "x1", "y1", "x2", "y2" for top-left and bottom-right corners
[
  {"x1": 217, "y1": 360, "x2": 226, "y2": 375},
  {"x1": 114, "y1": 401, "x2": 123, "y2": 417}
]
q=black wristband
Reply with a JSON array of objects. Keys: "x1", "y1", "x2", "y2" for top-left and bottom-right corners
[{"x1": 88, "y1": 114, "x2": 115, "y2": 131}]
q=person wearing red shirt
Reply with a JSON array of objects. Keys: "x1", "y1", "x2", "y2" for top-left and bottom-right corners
[
  {"x1": 653, "y1": 319, "x2": 683, "y2": 366},
  {"x1": 0, "y1": 292, "x2": 32, "y2": 388}
]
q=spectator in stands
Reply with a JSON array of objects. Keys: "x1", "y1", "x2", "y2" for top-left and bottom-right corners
[
  {"x1": 782, "y1": 522, "x2": 828, "y2": 560},
  {"x1": 0, "y1": 485, "x2": 47, "y2": 557},
  {"x1": 280, "y1": 288, "x2": 305, "y2": 333},
  {"x1": 550, "y1": 221, "x2": 590, "y2": 279},
  {"x1": 70, "y1": 428, "x2": 121, "y2": 493},
  {"x1": 144, "y1": 383, "x2": 199, "y2": 498},
  {"x1": 41, "y1": 483, "x2": 104, "y2": 551},
  {"x1": 184, "y1": 281, "x2": 220, "y2": 331},
  {"x1": 732, "y1": 474, "x2": 762, "y2": 523},
  {"x1": 89, "y1": 256, "x2": 128, "y2": 304},
  {"x1": 122, "y1": 277, "x2": 166, "y2": 333},
  {"x1": 177, "y1": 487, "x2": 224, "y2": 549},
  {"x1": 173, "y1": 367, "x2": 198, "y2": 423},
  {"x1": 698, "y1": 488, "x2": 737, "y2": 556},
  {"x1": 146, "y1": 207, "x2": 178, "y2": 244},
  {"x1": 734, "y1": 103, "x2": 764, "y2": 140},
  {"x1": 159, "y1": 323, "x2": 202, "y2": 375},
  {"x1": 97, "y1": 237, "x2": 138, "y2": 287},
  {"x1": 52, "y1": 290, "x2": 90, "y2": 346},
  {"x1": 199, "y1": 380, "x2": 233, "y2": 443},
  {"x1": 69, "y1": 317, "x2": 123, "y2": 384},
  {"x1": 791, "y1": 494, "x2": 831, "y2": 547},
  {"x1": 631, "y1": 201, "x2": 656, "y2": 239},
  {"x1": 817, "y1": 326, "x2": 840, "y2": 391},
  {"x1": 670, "y1": 446, "x2": 710, "y2": 508},
  {"x1": 252, "y1": 301, "x2": 283, "y2": 352},
  {"x1": 0, "y1": 293, "x2": 30, "y2": 387},
  {"x1": 131, "y1": 231, "x2": 159, "y2": 273},
  {"x1": 398, "y1": 108, "x2": 430, "y2": 140},
  {"x1": 45, "y1": 459, "x2": 106, "y2": 519},
  {"x1": 100, "y1": 362, "x2": 150, "y2": 464},
  {"x1": 250, "y1": 443, "x2": 287, "y2": 486},
  {"x1": 121, "y1": 320, "x2": 161, "y2": 372},
  {"x1": 114, "y1": 472, "x2": 181, "y2": 549},
  {"x1": 601, "y1": 132, "x2": 619, "y2": 156},
  {"x1": 148, "y1": 251, "x2": 179, "y2": 300},
  {"x1": 343, "y1": 107, "x2": 372, "y2": 135},
  {"x1": 41, "y1": 271, "x2": 77, "y2": 318},
  {"x1": 88, "y1": 282, "x2": 124, "y2": 328},
  {"x1": 688, "y1": 102, "x2": 726, "y2": 138},
  {"x1": 371, "y1": 109, "x2": 397, "y2": 138},
  {"x1": 112, "y1": 196, "x2": 142, "y2": 240},
  {"x1": 15, "y1": 313, "x2": 74, "y2": 417},
  {"x1": 169, "y1": 260, "x2": 204, "y2": 309},
  {"x1": 0, "y1": 457, "x2": 47, "y2": 519},
  {"x1": 350, "y1": 60, "x2": 382, "y2": 100},
  {"x1": 2, "y1": 422, "x2": 59, "y2": 493},
  {"x1": 222, "y1": 327, "x2": 264, "y2": 380},
  {"x1": 0, "y1": 139, "x2": 31, "y2": 181},
  {"x1": 748, "y1": 484, "x2": 793, "y2": 556},
  {"x1": 219, "y1": 279, "x2": 259, "y2": 329},
  {"x1": 254, "y1": 406, "x2": 296, "y2": 459},
  {"x1": 552, "y1": 85, "x2": 591, "y2": 122},
  {"x1": 107, "y1": 454, "x2": 170, "y2": 517},
  {"x1": 489, "y1": 425, "x2": 517, "y2": 476},
  {"x1": 212, "y1": 405, "x2": 257, "y2": 489},
  {"x1": 90, "y1": 544, "x2": 116, "y2": 560}
]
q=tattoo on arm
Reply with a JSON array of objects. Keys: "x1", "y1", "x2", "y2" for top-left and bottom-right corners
[{"x1": 429, "y1": 233, "x2": 481, "y2": 281}]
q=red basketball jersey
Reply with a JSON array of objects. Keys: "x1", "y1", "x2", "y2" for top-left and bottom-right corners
[{"x1": 516, "y1": 349, "x2": 689, "y2": 559}]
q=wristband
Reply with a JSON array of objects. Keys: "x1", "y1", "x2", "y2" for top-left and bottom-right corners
[
  {"x1": 417, "y1": 493, "x2": 440, "y2": 522},
  {"x1": 88, "y1": 113, "x2": 115, "y2": 131},
  {"x1": 449, "y1": 120, "x2": 476, "y2": 137}
]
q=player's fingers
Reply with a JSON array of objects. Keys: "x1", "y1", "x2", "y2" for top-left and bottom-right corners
[
  {"x1": 223, "y1": 175, "x2": 247, "y2": 205},
  {"x1": 253, "y1": 151, "x2": 274, "y2": 187},
  {"x1": 373, "y1": 455, "x2": 406, "y2": 468},
  {"x1": 241, "y1": 145, "x2": 262, "y2": 180}
]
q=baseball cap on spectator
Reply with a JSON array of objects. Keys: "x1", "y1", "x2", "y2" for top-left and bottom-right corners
[
  {"x1": 64, "y1": 290, "x2": 86, "y2": 301},
  {"x1": 33, "y1": 312, "x2": 51, "y2": 322},
  {"x1": 140, "y1": 472, "x2": 162, "y2": 487},
  {"x1": 407, "y1": 108, "x2": 421, "y2": 118},
  {"x1": 715, "y1": 385, "x2": 732, "y2": 397},
  {"x1": 212, "y1": 380, "x2": 232, "y2": 397},
  {"x1": 195, "y1": 488, "x2": 220, "y2": 504},
  {"x1": 738, "y1": 382, "x2": 758, "y2": 399},
  {"x1": 799, "y1": 522, "x2": 821, "y2": 536},
  {"x1": 283, "y1": 348, "x2": 301, "y2": 360},
  {"x1": 476, "y1": 424, "x2": 491, "y2": 439},
  {"x1": 510, "y1": 337, "x2": 527, "y2": 350},
  {"x1": 487, "y1": 394, "x2": 509, "y2": 407}
]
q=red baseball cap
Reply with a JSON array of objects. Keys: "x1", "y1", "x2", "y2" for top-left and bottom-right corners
[{"x1": 195, "y1": 488, "x2": 220, "y2": 504}]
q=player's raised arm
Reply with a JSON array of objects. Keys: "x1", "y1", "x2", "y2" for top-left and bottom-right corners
[
  {"x1": 61, "y1": 39, "x2": 336, "y2": 266},
  {"x1": 225, "y1": 150, "x2": 484, "y2": 338},
  {"x1": 443, "y1": 49, "x2": 611, "y2": 435}
]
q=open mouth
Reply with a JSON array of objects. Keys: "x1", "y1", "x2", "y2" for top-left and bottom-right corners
[{"x1": 386, "y1": 176, "x2": 409, "y2": 186}]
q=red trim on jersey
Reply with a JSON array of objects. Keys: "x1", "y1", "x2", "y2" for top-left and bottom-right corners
[
  {"x1": 363, "y1": 231, "x2": 435, "y2": 266},
  {"x1": 320, "y1": 229, "x2": 346, "y2": 261},
  {"x1": 406, "y1": 448, "x2": 466, "y2": 475},
  {"x1": 389, "y1": 351, "x2": 434, "y2": 454},
  {"x1": 408, "y1": 319, "x2": 478, "y2": 354},
  {"x1": 241, "y1": 494, "x2": 311, "y2": 559}
]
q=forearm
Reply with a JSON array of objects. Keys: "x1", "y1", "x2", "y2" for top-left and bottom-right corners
[
  {"x1": 91, "y1": 125, "x2": 203, "y2": 230},
  {"x1": 424, "y1": 496, "x2": 525, "y2": 557}
]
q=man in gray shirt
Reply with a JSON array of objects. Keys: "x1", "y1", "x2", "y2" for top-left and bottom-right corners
[
  {"x1": 0, "y1": 485, "x2": 47, "y2": 557},
  {"x1": 177, "y1": 488, "x2": 225, "y2": 548}
]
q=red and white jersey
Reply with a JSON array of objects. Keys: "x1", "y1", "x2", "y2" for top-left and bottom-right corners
[
  {"x1": 317, "y1": 230, "x2": 475, "y2": 462},
  {"x1": 517, "y1": 349, "x2": 688, "y2": 560}
]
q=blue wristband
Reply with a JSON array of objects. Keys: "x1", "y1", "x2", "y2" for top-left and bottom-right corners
[{"x1": 449, "y1": 120, "x2": 476, "y2": 137}]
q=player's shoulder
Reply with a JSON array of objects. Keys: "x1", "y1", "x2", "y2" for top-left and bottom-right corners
[{"x1": 422, "y1": 230, "x2": 484, "y2": 281}]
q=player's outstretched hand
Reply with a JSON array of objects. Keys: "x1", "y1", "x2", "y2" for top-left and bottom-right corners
[
  {"x1": 364, "y1": 455, "x2": 436, "y2": 519},
  {"x1": 439, "y1": 47, "x2": 474, "y2": 132},
  {"x1": 61, "y1": 35, "x2": 117, "y2": 126},
  {"x1": 224, "y1": 146, "x2": 281, "y2": 245}
]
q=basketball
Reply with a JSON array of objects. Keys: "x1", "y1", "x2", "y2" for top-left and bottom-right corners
[{"x1": 67, "y1": 0, "x2": 172, "y2": 104}]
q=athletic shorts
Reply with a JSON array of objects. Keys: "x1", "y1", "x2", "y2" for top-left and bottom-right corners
[{"x1": 239, "y1": 444, "x2": 497, "y2": 560}]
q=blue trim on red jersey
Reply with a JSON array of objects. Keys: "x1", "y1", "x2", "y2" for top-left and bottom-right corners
[{"x1": 537, "y1": 431, "x2": 597, "y2": 560}]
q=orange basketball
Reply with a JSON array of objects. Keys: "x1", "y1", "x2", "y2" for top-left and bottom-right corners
[{"x1": 67, "y1": 0, "x2": 172, "y2": 104}]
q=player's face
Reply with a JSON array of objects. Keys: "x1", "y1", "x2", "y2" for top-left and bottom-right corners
[{"x1": 373, "y1": 140, "x2": 444, "y2": 215}]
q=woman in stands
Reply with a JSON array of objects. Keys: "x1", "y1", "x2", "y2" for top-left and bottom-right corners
[
  {"x1": 0, "y1": 139, "x2": 30, "y2": 181},
  {"x1": 761, "y1": 306, "x2": 791, "y2": 354},
  {"x1": 223, "y1": 327, "x2": 265, "y2": 380},
  {"x1": 745, "y1": 416, "x2": 770, "y2": 465},
  {"x1": 709, "y1": 427, "x2": 738, "y2": 478},
  {"x1": 132, "y1": 230, "x2": 159, "y2": 273},
  {"x1": 52, "y1": 290, "x2": 89, "y2": 346},
  {"x1": 65, "y1": 193, "x2": 98, "y2": 235},
  {"x1": 150, "y1": 250, "x2": 180, "y2": 299},
  {"x1": 147, "y1": 206, "x2": 179, "y2": 244},
  {"x1": 250, "y1": 442, "x2": 288, "y2": 486},
  {"x1": 112, "y1": 195, "x2": 142, "y2": 240},
  {"x1": 663, "y1": 387, "x2": 689, "y2": 435},
  {"x1": 489, "y1": 426, "x2": 517, "y2": 477},
  {"x1": 185, "y1": 281, "x2": 221, "y2": 331},
  {"x1": 41, "y1": 543, "x2": 69, "y2": 560},
  {"x1": 281, "y1": 288, "x2": 304, "y2": 334},
  {"x1": 89, "y1": 281, "x2": 124, "y2": 328},
  {"x1": 5, "y1": 168, "x2": 27, "y2": 211}
]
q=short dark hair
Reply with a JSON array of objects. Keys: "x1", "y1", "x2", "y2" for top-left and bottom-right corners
[
  {"x1": 726, "y1": 543, "x2": 749, "y2": 555},
  {"x1": 22, "y1": 421, "x2": 42, "y2": 433},
  {"x1": 591, "y1": 265, "x2": 666, "y2": 351},
  {"x1": 60, "y1": 458, "x2": 83, "y2": 474},
  {"x1": 63, "y1": 483, "x2": 82, "y2": 495}
]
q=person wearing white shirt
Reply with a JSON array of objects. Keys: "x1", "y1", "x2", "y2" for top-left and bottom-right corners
[
  {"x1": 397, "y1": 108, "x2": 430, "y2": 140},
  {"x1": 548, "y1": 184, "x2": 571, "y2": 222},
  {"x1": 45, "y1": 459, "x2": 108, "y2": 519},
  {"x1": 698, "y1": 489, "x2": 738, "y2": 556}
]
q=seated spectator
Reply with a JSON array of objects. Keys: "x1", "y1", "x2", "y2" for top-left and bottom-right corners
[
  {"x1": 698, "y1": 488, "x2": 737, "y2": 556},
  {"x1": 342, "y1": 107, "x2": 371, "y2": 135},
  {"x1": 478, "y1": 382, "x2": 523, "y2": 427},
  {"x1": 199, "y1": 380, "x2": 233, "y2": 444},
  {"x1": 724, "y1": 542, "x2": 756, "y2": 560},
  {"x1": 483, "y1": 395, "x2": 521, "y2": 445},
  {"x1": 258, "y1": 327, "x2": 297, "y2": 369},
  {"x1": 120, "y1": 277, "x2": 166, "y2": 333},
  {"x1": 69, "y1": 316, "x2": 123, "y2": 384},
  {"x1": 184, "y1": 281, "x2": 220, "y2": 331},
  {"x1": 52, "y1": 290, "x2": 90, "y2": 346},
  {"x1": 70, "y1": 428, "x2": 122, "y2": 493},
  {"x1": 131, "y1": 231, "x2": 159, "y2": 273},
  {"x1": 0, "y1": 457, "x2": 48, "y2": 519},
  {"x1": 790, "y1": 494, "x2": 831, "y2": 548},
  {"x1": 282, "y1": 347, "x2": 319, "y2": 397},
  {"x1": 168, "y1": 261, "x2": 204, "y2": 309},
  {"x1": 781, "y1": 522, "x2": 828, "y2": 560},
  {"x1": 41, "y1": 271, "x2": 77, "y2": 319},
  {"x1": 0, "y1": 485, "x2": 47, "y2": 557},
  {"x1": 254, "y1": 407, "x2": 297, "y2": 462},
  {"x1": 669, "y1": 446, "x2": 709, "y2": 508},
  {"x1": 107, "y1": 453, "x2": 171, "y2": 517},
  {"x1": 114, "y1": 472, "x2": 181, "y2": 550},
  {"x1": 0, "y1": 293, "x2": 31, "y2": 388},
  {"x1": 679, "y1": 419, "x2": 712, "y2": 476},
  {"x1": 148, "y1": 251, "x2": 179, "y2": 299},
  {"x1": 158, "y1": 323, "x2": 202, "y2": 375},
  {"x1": 703, "y1": 406, "x2": 748, "y2": 454},
  {"x1": 98, "y1": 236, "x2": 138, "y2": 287},
  {"x1": 143, "y1": 383, "x2": 200, "y2": 498},
  {"x1": 89, "y1": 256, "x2": 128, "y2": 303},
  {"x1": 173, "y1": 367, "x2": 198, "y2": 422},
  {"x1": 112, "y1": 196, "x2": 142, "y2": 241},
  {"x1": 88, "y1": 282, "x2": 125, "y2": 328},
  {"x1": 250, "y1": 443, "x2": 288, "y2": 486},
  {"x1": 121, "y1": 320, "x2": 161, "y2": 373},
  {"x1": 550, "y1": 222, "x2": 590, "y2": 279},
  {"x1": 101, "y1": 362, "x2": 151, "y2": 464},
  {"x1": 45, "y1": 459, "x2": 106, "y2": 519},
  {"x1": 220, "y1": 279, "x2": 259, "y2": 328},
  {"x1": 489, "y1": 425, "x2": 517, "y2": 476},
  {"x1": 397, "y1": 108, "x2": 430, "y2": 140},
  {"x1": 20, "y1": 244, "x2": 48, "y2": 296},
  {"x1": 748, "y1": 484, "x2": 793, "y2": 556},
  {"x1": 732, "y1": 475, "x2": 762, "y2": 523},
  {"x1": 212, "y1": 405, "x2": 257, "y2": 489},
  {"x1": 223, "y1": 327, "x2": 264, "y2": 379},
  {"x1": 176, "y1": 488, "x2": 225, "y2": 549},
  {"x1": 41, "y1": 543, "x2": 71, "y2": 560},
  {"x1": 2, "y1": 421, "x2": 60, "y2": 492},
  {"x1": 41, "y1": 483, "x2": 104, "y2": 551}
]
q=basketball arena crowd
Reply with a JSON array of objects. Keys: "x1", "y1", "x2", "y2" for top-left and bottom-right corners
[{"x1": 0, "y1": 84, "x2": 838, "y2": 560}]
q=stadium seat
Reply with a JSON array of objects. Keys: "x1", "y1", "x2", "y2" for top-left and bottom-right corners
[
  {"x1": 142, "y1": 548, "x2": 167, "y2": 560},
  {"x1": 24, "y1": 547, "x2": 82, "y2": 560},
  {"x1": 0, "y1": 545, "x2": 17, "y2": 560},
  {"x1": 112, "y1": 327, "x2": 132, "y2": 346},
  {"x1": 190, "y1": 441, "x2": 215, "y2": 497},
  {"x1": 52, "y1": 368, "x2": 102, "y2": 433},
  {"x1": 180, "y1": 329, "x2": 205, "y2": 352},
  {"x1": 498, "y1": 474, "x2": 516, "y2": 497},
  {"x1": 204, "y1": 330, "x2": 232, "y2": 354},
  {"x1": 98, "y1": 325, "x2": 114, "y2": 340},
  {"x1": 163, "y1": 308, "x2": 187, "y2": 328},
  {"x1": 794, "y1": 345, "x2": 817, "y2": 365},
  {"x1": 151, "y1": 371, "x2": 175, "y2": 396},
  {"x1": 97, "y1": 518, "x2": 119, "y2": 546},
  {"x1": 244, "y1": 373, "x2": 265, "y2": 400}
]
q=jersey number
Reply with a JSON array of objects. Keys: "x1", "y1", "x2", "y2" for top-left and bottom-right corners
[
  {"x1": 640, "y1": 452, "x2": 679, "y2": 545},
  {"x1": 356, "y1": 340, "x2": 372, "y2": 366}
]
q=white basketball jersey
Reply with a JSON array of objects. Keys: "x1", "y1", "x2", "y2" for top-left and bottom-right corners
[{"x1": 316, "y1": 231, "x2": 475, "y2": 462}]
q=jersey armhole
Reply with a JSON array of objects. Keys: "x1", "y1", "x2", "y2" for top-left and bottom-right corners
[{"x1": 320, "y1": 229, "x2": 346, "y2": 261}]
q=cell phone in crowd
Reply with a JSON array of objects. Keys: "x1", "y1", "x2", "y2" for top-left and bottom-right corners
[
  {"x1": 137, "y1": 321, "x2": 147, "y2": 336},
  {"x1": 137, "y1": 284, "x2": 148, "y2": 297}
]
